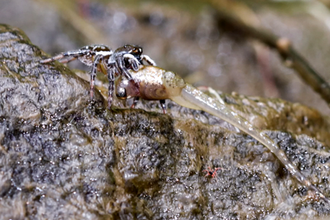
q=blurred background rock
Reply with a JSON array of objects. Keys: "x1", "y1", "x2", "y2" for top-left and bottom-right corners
[{"x1": 1, "y1": 0, "x2": 330, "y2": 115}]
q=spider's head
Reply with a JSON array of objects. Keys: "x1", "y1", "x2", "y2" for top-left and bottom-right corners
[
  {"x1": 128, "y1": 45, "x2": 143, "y2": 56},
  {"x1": 116, "y1": 45, "x2": 143, "y2": 57}
]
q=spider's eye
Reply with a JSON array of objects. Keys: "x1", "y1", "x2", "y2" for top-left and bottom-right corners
[
  {"x1": 131, "y1": 47, "x2": 142, "y2": 55},
  {"x1": 116, "y1": 87, "x2": 127, "y2": 99}
]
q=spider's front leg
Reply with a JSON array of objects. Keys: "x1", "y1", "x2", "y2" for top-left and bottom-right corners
[
  {"x1": 40, "y1": 54, "x2": 67, "y2": 64},
  {"x1": 141, "y1": 55, "x2": 157, "y2": 66},
  {"x1": 40, "y1": 49, "x2": 92, "y2": 64},
  {"x1": 120, "y1": 53, "x2": 141, "y2": 79},
  {"x1": 90, "y1": 55, "x2": 102, "y2": 99}
]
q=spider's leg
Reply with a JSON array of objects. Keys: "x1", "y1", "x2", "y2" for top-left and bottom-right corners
[
  {"x1": 40, "y1": 49, "x2": 93, "y2": 64},
  {"x1": 90, "y1": 55, "x2": 102, "y2": 99},
  {"x1": 61, "y1": 50, "x2": 95, "y2": 64},
  {"x1": 130, "y1": 97, "x2": 140, "y2": 109},
  {"x1": 107, "y1": 66, "x2": 115, "y2": 109},
  {"x1": 141, "y1": 55, "x2": 157, "y2": 66},
  {"x1": 60, "y1": 56, "x2": 78, "y2": 64},
  {"x1": 121, "y1": 54, "x2": 140, "y2": 78},
  {"x1": 124, "y1": 54, "x2": 140, "y2": 71},
  {"x1": 118, "y1": 62, "x2": 133, "y2": 80},
  {"x1": 40, "y1": 54, "x2": 66, "y2": 63},
  {"x1": 159, "y1": 100, "x2": 166, "y2": 114}
]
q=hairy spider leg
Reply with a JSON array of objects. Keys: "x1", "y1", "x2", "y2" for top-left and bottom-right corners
[
  {"x1": 90, "y1": 55, "x2": 103, "y2": 99},
  {"x1": 120, "y1": 53, "x2": 141, "y2": 79},
  {"x1": 130, "y1": 97, "x2": 140, "y2": 109},
  {"x1": 40, "y1": 49, "x2": 95, "y2": 64},
  {"x1": 124, "y1": 54, "x2": 141, "y2": 71},
  {"x1": 159, "y1": 100, "x2": 166, "y2": 114},
  {"x1": 40, "y1": 54, "x2": 65, "y2": 63},
  {"x1": 60, "y1": 56, "x2": 78, "y2": 64},
  {"x1": 140, "y1": 55, "x2": 157, "y2": 66},
  {"x1": 107, "y1": 65, "x2": 116, "y2": 108}
]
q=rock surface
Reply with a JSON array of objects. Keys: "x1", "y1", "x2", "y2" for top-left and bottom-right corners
[{"x1": 1, "y1": 24, "x2": 330, "y2": 219}]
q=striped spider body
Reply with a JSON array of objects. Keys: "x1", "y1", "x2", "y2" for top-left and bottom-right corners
[{"x1": 40, "y1": 44, "x2": 156, "y2": 108}]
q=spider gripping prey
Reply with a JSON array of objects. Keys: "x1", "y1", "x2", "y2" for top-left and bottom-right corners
[
  {"x1": 40, "y1": 44, "x2": 157, "y2": 108},
  {"x1": 115, "y1": 65, "x2": 330, "y2": 203}
]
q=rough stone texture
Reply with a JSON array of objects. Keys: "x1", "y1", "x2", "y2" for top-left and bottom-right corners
[{"x1": 1, "y1": 24, "x2": 330, "y2": 219}]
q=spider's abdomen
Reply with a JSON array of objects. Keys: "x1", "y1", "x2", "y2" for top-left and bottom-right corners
[{"x1": 77, "y1": 45, "x2": 112, "y2": 66}]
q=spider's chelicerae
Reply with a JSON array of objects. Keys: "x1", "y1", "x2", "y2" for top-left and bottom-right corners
[{"x1": 40, "y1": 44, "x2": 156, "y2": 108}]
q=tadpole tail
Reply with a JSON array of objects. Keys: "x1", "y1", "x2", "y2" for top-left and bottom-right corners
[{"x1": 178, "y1": 84, "x2": 329, "y2": 203}]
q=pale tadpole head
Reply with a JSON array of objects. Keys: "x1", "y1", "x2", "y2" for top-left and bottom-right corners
[
  {"x1": 162, "y1": 70, "x2": 186, "y2": 97},
  {"x1": 116, "y1": 66, "x2": 186, "y2": 101}
]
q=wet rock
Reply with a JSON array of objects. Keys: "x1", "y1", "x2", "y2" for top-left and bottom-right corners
[{"x1": 0, "y1": 24, "x2": 330, "y2": 219}]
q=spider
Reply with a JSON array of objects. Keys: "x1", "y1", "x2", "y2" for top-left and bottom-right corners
[
  {"x1": 203, "y1": 167, "x2": 222, "y2": 178},
  {"x1": 40, "y1": 44, "x2": 156, "y2": 108}
]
